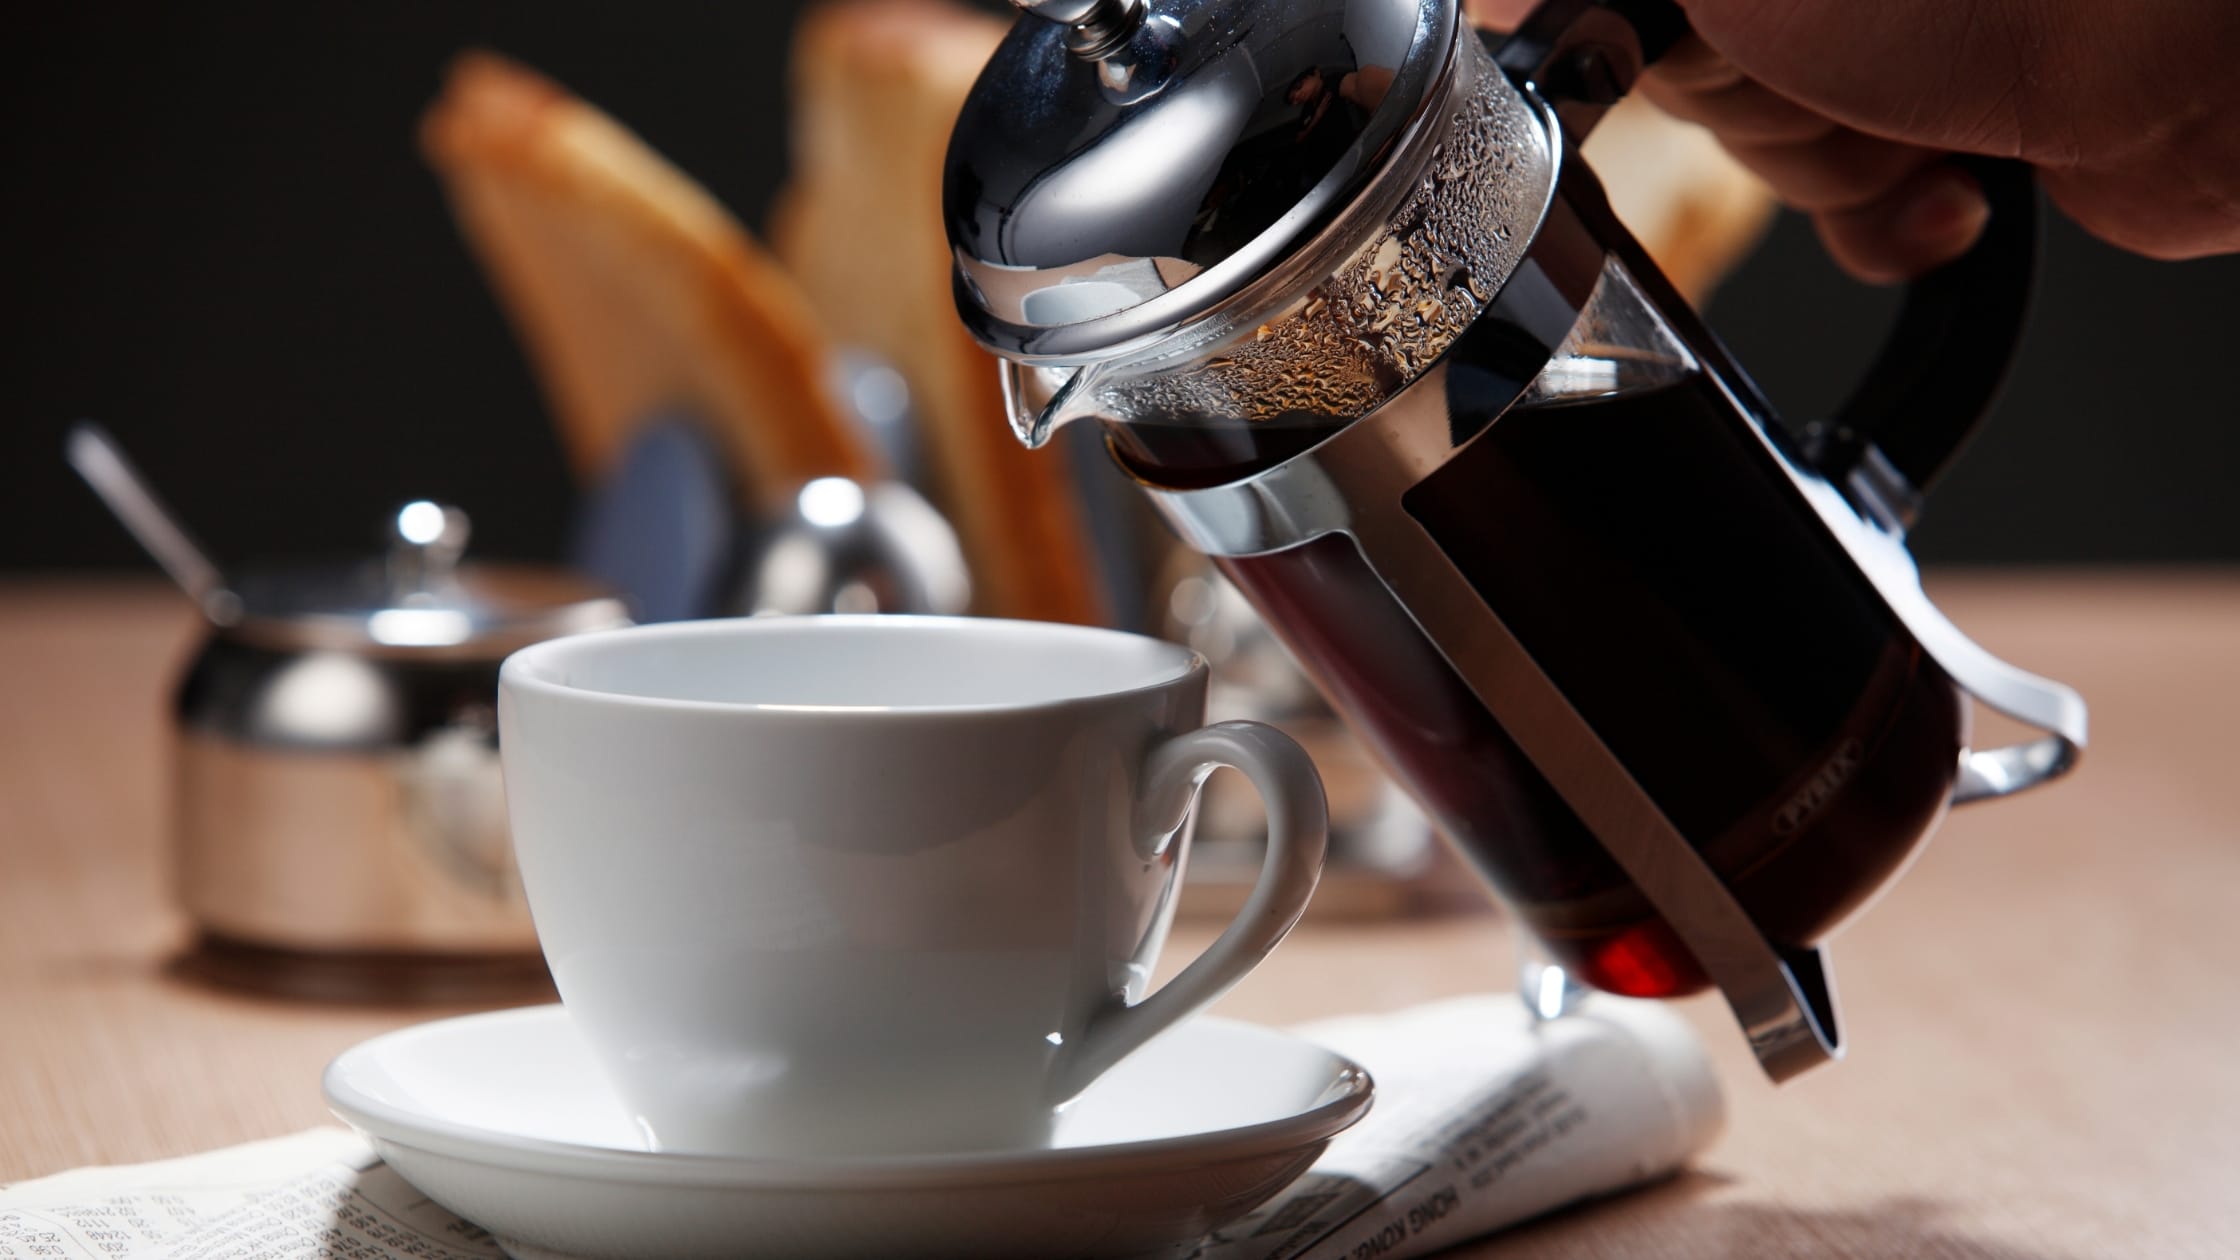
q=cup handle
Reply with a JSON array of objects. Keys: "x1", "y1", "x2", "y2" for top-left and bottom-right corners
[{"x1": 1055, "y1": 721, "x2": 1328, "y2": 1097}]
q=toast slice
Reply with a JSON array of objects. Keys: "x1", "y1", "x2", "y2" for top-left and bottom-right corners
[
  {"x1": 422, "y1": 53, "x2": 876, "y2": 512},
  {"x1": 1581, "y1": 94, "x2": 1777, "y2": 303},
  {"x1": 769, "y1": 0, "x2": 1107, "y2": 626}
]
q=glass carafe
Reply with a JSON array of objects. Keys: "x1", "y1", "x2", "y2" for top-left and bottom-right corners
[{"x1": 945, "y1": 0, "x2": 2086, "y2": 1079}]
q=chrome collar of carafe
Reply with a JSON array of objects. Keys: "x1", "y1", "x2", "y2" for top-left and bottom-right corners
[{"x1": 951, "y1": 0, "x2": 2087, "y2": 1081}]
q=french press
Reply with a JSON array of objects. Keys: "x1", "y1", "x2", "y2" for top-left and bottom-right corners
[{"x1": 945, "y1": 0, "x2": 2087, "y2": 1079}]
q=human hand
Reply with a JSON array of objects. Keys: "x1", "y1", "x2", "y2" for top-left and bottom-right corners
[{"x1": 1471, "y1": 0, "x2": 2240, "y2": 281}]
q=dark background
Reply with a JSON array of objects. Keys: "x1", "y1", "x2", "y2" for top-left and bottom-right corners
[{"x1": 7, "y1": 2, "x2": 2237, "y2": 578}]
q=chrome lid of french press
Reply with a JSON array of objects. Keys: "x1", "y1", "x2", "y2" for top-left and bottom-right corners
[
  {"x1": 947, "y1": 0, "x2": 1472, "y2": 363},
  {"x1": 951, "y1": 0, "x2": 1575, "y2": 455}
]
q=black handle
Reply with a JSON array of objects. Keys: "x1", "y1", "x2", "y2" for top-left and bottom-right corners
[
  {"x1": 1494, "y1": 0, "x2": 2040, "y2": 524},
  {"x1": 1807, "y1": 157, "x2": 2039, "y2": 513}
]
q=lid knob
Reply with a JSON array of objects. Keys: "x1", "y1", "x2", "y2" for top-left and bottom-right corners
[
  {"x1": 1008, "y1": 0, "x2": 1146, "y2": 59},
  {"x1": 389, "y1": 500, "x2": 472, "y2": 598}
]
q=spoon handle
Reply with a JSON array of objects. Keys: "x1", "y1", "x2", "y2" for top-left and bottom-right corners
[{"x1": 65, "y1": 421, "x2": 239, "y2": 623}]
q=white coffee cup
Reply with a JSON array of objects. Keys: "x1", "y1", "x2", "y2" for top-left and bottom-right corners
[{"x1": 498, "y1": 615, "x2": 1327, "y2": 1157}]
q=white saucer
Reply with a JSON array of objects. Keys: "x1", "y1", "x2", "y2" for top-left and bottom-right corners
[{"x1": 323, "y1": 1005, "x2": 1372, "y2": 1260}]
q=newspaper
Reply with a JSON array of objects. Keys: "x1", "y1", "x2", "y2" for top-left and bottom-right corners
[
  {"x1": 0, "y1": 996, "x2": 1720, "y2": 1260},
  {"x1": 1192, "y1": 995, "x2": 1723, "y2": 1259},
  {"x1": 0, "y1": 1130, "x2": 500, "y2": 1260}
]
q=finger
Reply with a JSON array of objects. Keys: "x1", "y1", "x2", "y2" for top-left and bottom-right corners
[
  {"x1": 1640, "y1": 69, "x2": 1839, "y2": 147},
  {"x1": 1813, "y1": 163, "x2": 1991, "y2": 283},
  {"x1": 1722, "y1": 127, "x2": 1940, "y2": 213},
  {"x1": 1671, "y1": 0, "x2": 2036, "y2": 154},
  {"x1": 1642, "y1": 34, "x2": 1745, "y2": 93}
]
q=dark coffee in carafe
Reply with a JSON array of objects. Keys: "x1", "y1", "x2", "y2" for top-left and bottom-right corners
[{"x1": 1118, "y1": 368, "x2": 1966, "y2": 996}]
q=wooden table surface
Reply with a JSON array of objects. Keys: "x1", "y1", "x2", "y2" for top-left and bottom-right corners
[{"x1": 5, "y1": 574, "x2": 2238, "y2": 1258}]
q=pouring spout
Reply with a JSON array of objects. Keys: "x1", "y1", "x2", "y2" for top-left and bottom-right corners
[{"x1": 998, "y1": 359, "x2": 1096, "y2": 449}]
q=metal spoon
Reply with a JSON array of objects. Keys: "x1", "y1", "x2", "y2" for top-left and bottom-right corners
[
  {"x1": 65, "y1": 421, "x2": 244, "y2": 625},
  {"x1": 736, "y1": 476, "x2": 971, "y2": 617},
  {"x1": 732, "y1": 354, "x2": 974, "y2": 618}
]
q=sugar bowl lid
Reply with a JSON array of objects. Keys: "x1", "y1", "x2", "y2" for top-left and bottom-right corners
[
  {"x1": 221, "y1": 502, "x2": 629, "y2": 659},
  {"x1": 946, "y1": 0, "x2": 1460, "y2": 361}
]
